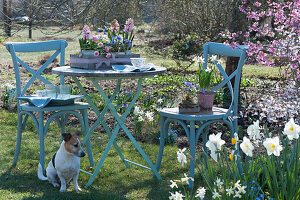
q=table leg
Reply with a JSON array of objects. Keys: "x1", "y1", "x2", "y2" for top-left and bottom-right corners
[
  {"x1": 92, "y1": 78, "x2": 162, "y2": 182},
  {"x1": 72, "y1": 77, "x2": 130, "y2": 168}
]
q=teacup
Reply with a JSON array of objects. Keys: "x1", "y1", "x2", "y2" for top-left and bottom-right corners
[{"x1": 130, "y1": 58, "x2": 146, "y2": 68}]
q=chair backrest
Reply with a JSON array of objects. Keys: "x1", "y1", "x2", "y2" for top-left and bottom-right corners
[
  {"x1": 6, "y1": 40, "x2": 68, "y2": 102},
  {"x1": 202, "y1": 42, "x2": 248, "y2": 117}
]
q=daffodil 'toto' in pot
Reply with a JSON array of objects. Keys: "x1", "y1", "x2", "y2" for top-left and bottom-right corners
[{"x1": 194, "y1": 56, "x2": 217, "y2": 110}]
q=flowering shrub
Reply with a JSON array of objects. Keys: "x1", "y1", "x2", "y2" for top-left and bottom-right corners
[
  {"x1": 221, "y1": 0, "x2": 299, "y2": 81},
  {"x1": 79, "y1": 18, "x2": 135, "y2": 58},
  {"x1": 171, "y1": 118, "x2": 299, "y2": 199}
]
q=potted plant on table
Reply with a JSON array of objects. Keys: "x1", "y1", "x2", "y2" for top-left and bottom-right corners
[
  {"x1": 179, "y1": 82, "x2": 200, "y2": 113},
  {"x1": 71, "y1": 18, "x2": 139, "y2": 70},
  {"x1": 194, "y1": 55, "x2": 217, "y2": 110}
]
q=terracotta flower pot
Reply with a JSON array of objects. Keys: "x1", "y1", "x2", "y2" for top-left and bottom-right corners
[{"x1": 197, "y1": 91, "x2": 215, "y2": 110}]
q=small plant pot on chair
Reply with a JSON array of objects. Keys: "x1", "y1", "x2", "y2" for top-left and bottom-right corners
[{"x1": 197, "y1": 91, "x2": 215, "y2": 110}]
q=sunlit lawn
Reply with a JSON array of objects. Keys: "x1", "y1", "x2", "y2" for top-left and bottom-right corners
[{"x1": 0, "y1": 108, "x2": 198, "y2": 200}]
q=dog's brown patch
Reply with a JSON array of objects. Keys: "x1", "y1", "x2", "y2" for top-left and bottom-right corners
[{"x1": 63, "y1": 132, "x2": 82, "y2": 154}]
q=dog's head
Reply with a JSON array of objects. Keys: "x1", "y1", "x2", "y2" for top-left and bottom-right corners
[{"x1": 62, "y1": 131, "x2": 86, "y2": 157}]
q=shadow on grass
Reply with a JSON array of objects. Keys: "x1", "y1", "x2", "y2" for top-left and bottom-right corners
[{"x1": 0, "y1": 167, "x2": 129, "y2": 200}]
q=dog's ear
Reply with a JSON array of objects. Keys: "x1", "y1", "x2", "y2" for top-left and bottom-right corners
[
  {"x1": 62, "y1": 133, "x2": 72, "y2": 142},
  {"x1": 75, "y1": 130, "x2": 81, "y2": 137}
]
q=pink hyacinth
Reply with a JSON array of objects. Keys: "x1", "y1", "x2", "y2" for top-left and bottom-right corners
[
  {"x1": 105, "y1": 46, "x2": 110, "y2": 52},
  {"x1": 106, "y1": 53, "x2": 111, "y2": 58},
  {"x1": 82, "y1": 25, "x2": 91, "y2": 39},
  {"x1": 124, "y1": 18, "x2": 134, "y2": 32},
  {"x1": 94, "y1": 51, "x2": 99, "y2": 56},
  {"x1": 98, "y1": 42, "x2": 103, "y2": 47},
  {"x1": 92, "y1": 35, "x2": 99, "y2": 42},
  {"x1": 110, "y1": 19, "x2": 120, "y2": 34}
]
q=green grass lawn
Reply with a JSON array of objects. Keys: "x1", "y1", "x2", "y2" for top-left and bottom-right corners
[{"x1": 0, "y1": 108, "x2": 197, "y2": 200}]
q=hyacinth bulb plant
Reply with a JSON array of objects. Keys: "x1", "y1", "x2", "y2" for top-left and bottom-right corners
[
  {"x1": 78, "y1": 18, "x2": 135, "y2": 58},
  {"x1": 194, "y1": 55, "x2": 218, "y2": 110}
]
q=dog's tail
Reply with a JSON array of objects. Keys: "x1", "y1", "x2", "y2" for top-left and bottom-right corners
[{"x1": 37, "y1": 163, "x2": 48, "y2": 181}]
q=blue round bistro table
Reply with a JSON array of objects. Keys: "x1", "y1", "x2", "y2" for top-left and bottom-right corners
[{"x1": 52, "y1": 66, "x2": 166, "y2": 187}]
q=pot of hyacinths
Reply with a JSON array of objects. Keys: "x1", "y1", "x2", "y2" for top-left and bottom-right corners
[
  {"x1": 71, "y1": 18, "x2": 140, "y2": 70},
  {"x1": 194, "y1": 56, "x2": 217, "y2": 110}
]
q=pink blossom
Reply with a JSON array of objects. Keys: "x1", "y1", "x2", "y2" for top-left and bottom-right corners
[
  {"x1": 106, "y1": 53, "x2": 111, "y2": 58},
  {"x1": 110, "y1": 19, "x2": 120, "y2": 34},
  {"x1": 94, "y1": 51, "x2": 99, "y2": 56},
  {"x1": 124, "y1": 18, "x2": 134, "y2": 32},
  {"x1": 254, "y1": 2, "x2": 261, "y2": 7},
  {"x1": 98, "y1": 42, "x2": 103, "y2": 47},
  {"x1": 105, "y1": 46, "x2": 110, "y2": 52},
  {"x1": 92, "y1": 35, "x2": 99, "y2": 42}
]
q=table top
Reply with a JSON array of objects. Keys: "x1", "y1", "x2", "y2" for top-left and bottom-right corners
[{"x1": 52, "y1": 66, "x2": 167, "y2": 79}]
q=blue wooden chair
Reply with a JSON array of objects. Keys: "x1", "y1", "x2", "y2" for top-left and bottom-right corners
[
  {"x1": 6, "y1": 40, "x2": 94, "y2": 174},
  {"x1": 156, "y1": 42, "x2": 248, "y2": 187}
]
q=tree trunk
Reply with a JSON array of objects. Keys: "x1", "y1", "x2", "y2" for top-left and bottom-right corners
[
  {"x1": 224, "y1": 2, "x2": 247, "y2": 107},
  {"x1": 3, "y1": 0, "x2": 11, "y2": 37},
  {"x1": 28, "y1": 0, "x2": 32, "y2": 39}
]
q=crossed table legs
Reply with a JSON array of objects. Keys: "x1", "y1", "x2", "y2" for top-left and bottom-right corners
[{"x1": 72, "y1": 76, "x2": 162, "y2": 187}]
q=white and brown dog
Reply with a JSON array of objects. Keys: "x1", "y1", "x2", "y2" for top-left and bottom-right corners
[{"x1": 38, "y1": 131, "x2": 85, "y2": 192}]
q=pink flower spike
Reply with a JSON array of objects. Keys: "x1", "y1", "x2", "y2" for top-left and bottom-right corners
[
  {"x1": 94, "y1": 51, "x2": 99, "y2": 56},
  {"x1": 106, "y1": 53, "x2": 111, "y2": 58},
  {"x1": 105, "y1": 46, "x2": 110, "y2": 52},
  {"x1": 92, "y1": 35, "x2": 99, "y2": 42},
  {"x1": 98, "y1": 42, "x2": 103, "y2": 47}
]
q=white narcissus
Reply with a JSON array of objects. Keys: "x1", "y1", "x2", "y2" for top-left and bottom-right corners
[
  {"x1": 205, "y1": 132, "x2": 225, "y2": 162},
  {"x1": 263, "y1": 136, "x2": 283, "y2": 156},
  {"x1": 195, "y1": 187, "x2": 206, "y2": 199},
  {"x1": 283, "y1": 118, "x2": 300, "y2": 140},
  {"x1": 247, "y1": 120, "x2": 261, "y2": 140},
  {"x1": 240, "y1": 137, "x2": 255, "y2": 157},
  {"x1": 177, "y1": 148, "x2": 187, "y2": 166}
]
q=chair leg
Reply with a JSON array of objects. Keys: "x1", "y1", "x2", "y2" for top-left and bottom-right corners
[
  {"x1": 38, "y1": 112, "x2": 45, "y2": 173},
  {"x1": 155, "y1": 116, "x2": 167, "y2": 172},
  {"x1": 12, "y1": 113, "x2": 24, "y2": 166},
  {"x1": 202, "y1": 126, "x2": 209, "y2": 168},
  {"x1": 81, "y1": 109, "x2": 94, "y2": 167},
  {"x1": 189, "y1": 121, "x2": 196, "y2": 188}
]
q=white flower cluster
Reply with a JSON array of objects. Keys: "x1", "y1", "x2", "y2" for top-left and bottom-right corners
[
  {"x1": 239, "y1": 118, "x2": 299, "y2": 157},
  {"x1": 248, "y1": 82, "x2": 300, "y2": 124},
  {"x1": 212, "y1": 179, "x2": 246, "y2": 199},
  {"x1": 133, "y1": 106, "x2": 154, "y2": 122},
  {"x1": 169, "y1": 174, "x2": 202, "y2": 200}
]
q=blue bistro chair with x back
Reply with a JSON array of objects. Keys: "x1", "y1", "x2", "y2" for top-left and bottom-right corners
[
  {"x1": 6, "y1": 40, "x2": 94, "y2": 174},
  {"x1": 156, "y1": 42, "x2": 248, "y2": 188}
]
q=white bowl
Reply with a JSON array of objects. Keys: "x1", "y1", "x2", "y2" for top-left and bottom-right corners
[{"x1": 130, "y1": 58, "x2": 146, "y2": 68}]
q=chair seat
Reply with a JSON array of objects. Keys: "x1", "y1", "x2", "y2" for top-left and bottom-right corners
[
  {"x1": 160, "y1": 106, "x2": 231, "y2": 121},
  {"x1": 20, "y1": 102, "x2": 89, "y2": 112}
]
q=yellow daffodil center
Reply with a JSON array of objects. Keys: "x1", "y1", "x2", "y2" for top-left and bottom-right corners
[
  {"x1": 271, "y1": 144, "x2": 276, "y2": 149},
  {"x1": 231, "y1": 138, "x2": 237, "y2": 145},
  {"x1": 290, "y1": 126, "x2": 294, "y2": 131},
  {"x1": 229, "y1": 154, "x2": 233, "y2": 161}
]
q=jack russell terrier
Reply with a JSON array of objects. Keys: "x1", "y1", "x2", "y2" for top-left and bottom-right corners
[{"x1": 37, "y1": 131, "x2": 86, "y2": 192}]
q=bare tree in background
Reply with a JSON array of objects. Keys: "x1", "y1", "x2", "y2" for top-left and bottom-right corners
[{"x1": 2, "y1": 0, "x2": 12, "y2": 37}]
